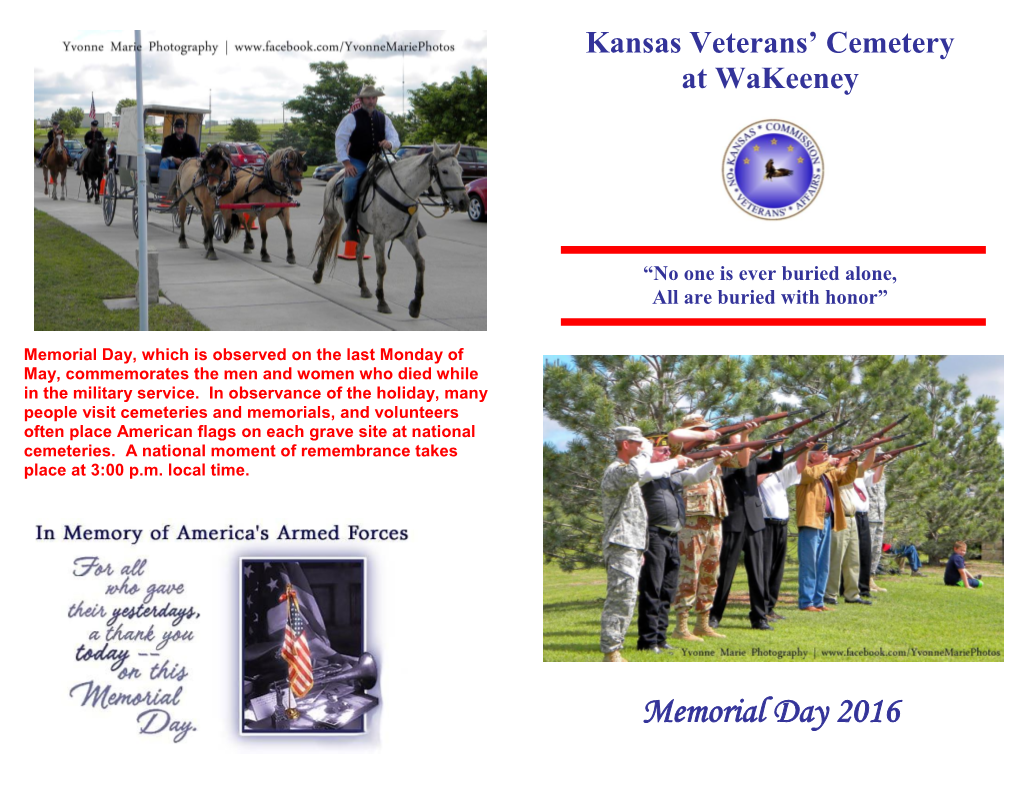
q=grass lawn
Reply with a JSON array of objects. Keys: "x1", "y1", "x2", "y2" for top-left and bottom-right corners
[
  {"x1": 34, "y1": 210, "x2": 208, "y2": 331},
  {"x1": 544, "y1": 554, "x2": 1004, "y2": 662}
]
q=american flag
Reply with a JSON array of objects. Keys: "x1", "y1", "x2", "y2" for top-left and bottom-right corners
[
  {"x1": 349, "y1": 96, "x2": 361, "y2": 114},
  {"x1": 89, "y1": 94, "x2": 96, "y2": 121},
  {"x1": 279, "y1": 585, "x2": 313, "y2": 698}
]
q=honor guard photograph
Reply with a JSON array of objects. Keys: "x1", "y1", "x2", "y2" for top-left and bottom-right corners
[{"x1": 543, "y1": 355, "x2": 1004, "y2": 662}]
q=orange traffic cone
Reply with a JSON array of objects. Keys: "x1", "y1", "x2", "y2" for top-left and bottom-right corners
[
  {"x1": 99, "y1": 178, "x2": 105, "y2": 196},
  {"x1": 243, "y1": 212, "x2": 259, "y2": 230},
  {"x1": 338, "y1": 240, "x2": 369, "y2": 260}
]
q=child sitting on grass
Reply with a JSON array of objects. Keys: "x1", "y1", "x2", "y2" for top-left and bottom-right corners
[{"x1": 944, "y1": 541, "x2": 983, "y2": 589}]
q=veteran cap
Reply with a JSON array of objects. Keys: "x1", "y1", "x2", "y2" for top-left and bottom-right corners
[
  {"x1": 811, "y1": 440, "x2": 829, "y2": 452},
  {"x1": 644, "y1": 432, "x2": 670, "y2": 448},
  {"x1": 614, "y1": 426, "x2": 644, "y2": 443},
  {"x1": 174, "y1": 118, "x2": 186, "y2": 128}
]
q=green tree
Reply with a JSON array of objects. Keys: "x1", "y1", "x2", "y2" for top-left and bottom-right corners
[
  {"x1": 53, "y1": 107, "x2": 85, "y2": 138},
  {"x1": 885, "y1": 357, "x2": 1004, "y2": 563},
  {"x1": 285, "y1": 61, "x2": 373, "y2": 157},
  {"x1": 388, "y1": 112, "x2": 419, "y2": 146},
  {"x1": 408, "y1": 67, "x2": 486, "y2": 144},
  {"x1": 145, "y1": 125, "x2": 160, "y2": 144},
  {"x1": 543, "y1": 355, "x2": 778, "y2": 570},
  {"x1": 115, "y1": 98, "x2": 137, "y2": 116},
  {"x1": 268, "y1": 124, "x2": 331, "y2": 166},
  {"x1": 227, "y1": 118, "x2": 260, "y2": 142}
]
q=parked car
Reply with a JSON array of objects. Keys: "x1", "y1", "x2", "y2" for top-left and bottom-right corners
[
  {"x1": 137, "y1": 144, "x2": 160, "y2": 182},
  {"x1": 394, "y1": 144, "x2": 486, "y2": 182},
  {"x1": 237, "y1": 143, "x2": 267, "y2": 166},
  {"x1": 219, "y1": 142, "x2": 264, "y2": 168},
  {"x1": 65, "y1": 139, "x2": 85, "y2": 164},
  {"x1": 466, "y1": 178, "x2": 486, "y2": 222},
  {"x1": 314, "y1": 162, "x2": 344, "y2": 181}
]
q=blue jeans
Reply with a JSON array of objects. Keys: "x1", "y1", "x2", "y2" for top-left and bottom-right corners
[
  {"x1": 798, "y1": 515, "x2": 833, "y2": 608},
  {"x1": 895, "y1": 545, "x2": 922, "y2": 572},
  {"x1": 341, "y1": 157, "x2": 368, "y2": 202},
  {"x1": 159, "y1": 158, "x2": 178, "y2": 172}
]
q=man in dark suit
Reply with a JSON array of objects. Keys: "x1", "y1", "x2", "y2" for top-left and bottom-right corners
[{"x1": 710, "y1": 430, "x2": 785, "y2": 631}]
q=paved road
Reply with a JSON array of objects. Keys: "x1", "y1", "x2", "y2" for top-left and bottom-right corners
[{"x1": 33, "y1": 164, "x2": 486, "y2": 331}]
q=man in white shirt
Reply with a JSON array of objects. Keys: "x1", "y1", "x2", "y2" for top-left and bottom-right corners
[
  {"x1": 334, "y1": 85, "x2": 400, "y2": 243},
  {"x1": 757, "y1": 460, "x2": 802, "y2": 620}
]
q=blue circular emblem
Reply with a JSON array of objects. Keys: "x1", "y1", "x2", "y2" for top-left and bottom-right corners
[{"x1": 723, "y1": 120, "x2": 824, "y2": 219}]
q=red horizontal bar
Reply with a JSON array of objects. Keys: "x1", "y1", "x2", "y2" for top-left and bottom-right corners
[
  {"x1": 561, "y1": 317, "x2": 985, "y2": 327},
  {"x1": 215, "y1": 204, "x2": 295, "y2": 211},
  {"x1": 561, "y1": 246, "x2": 985, "y2": 255}
]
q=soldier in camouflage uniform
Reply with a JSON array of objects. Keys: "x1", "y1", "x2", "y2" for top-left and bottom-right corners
[
  {"x1": 600, "y1": 426, "x2": 654, "y2": 662},
  {"x1": 671, "y1": 414, "x2": 734, "y2": 640}
]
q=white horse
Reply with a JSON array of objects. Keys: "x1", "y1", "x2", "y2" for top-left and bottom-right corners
[{"x1": 312, "y1": 142, "x2": 469, "y2": 318}]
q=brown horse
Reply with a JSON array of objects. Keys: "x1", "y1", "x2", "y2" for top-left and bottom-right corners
[
  {"x1": 217, "y1": 148, "x2": 306, "y2": 264},
  {"x1": 42, "y1": 131, "x2": 69, "y2": 200},
  {"x1": 168, "y1": 145, "x2": 234, "y2": 260}
]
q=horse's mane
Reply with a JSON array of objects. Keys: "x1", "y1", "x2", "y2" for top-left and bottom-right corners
[{"x1": 267, "y1": 147, "x2": 304, "y2": 175}]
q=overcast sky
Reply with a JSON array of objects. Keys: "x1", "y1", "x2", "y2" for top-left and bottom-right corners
[
  {"x1": 542, "y1": 356, "x2": 1004, "y2": 448},
  {"x1": 35, "y1": 31, "x2": 486, "y2": 124}
]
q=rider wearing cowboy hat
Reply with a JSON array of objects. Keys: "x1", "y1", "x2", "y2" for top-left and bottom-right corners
[{"x1": 334, "y1": 84, "x2": 402, "y2": 243}]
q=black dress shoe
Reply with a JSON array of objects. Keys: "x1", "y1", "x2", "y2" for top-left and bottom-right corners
[
  {"x1": 636, "y1": 645, "x2": 662, "y2": 653},
  {"x1": 709, "y1": 617, "x2": 720, "y2": 629},
  {"x1": 823, "y1": 596, "x2": 838, "y2": 606},
  {"x1": 658, "y1": 643, "x2": 675, "y2": 651},
  {"x1": 767, "y1": 612, "x2": 786, "y2": 621},
  {"x1": 751, "y1": 621, "x2": 774, "y2": 631},
  {"x1": 846, "y1": 597, "x2": 872, "y2": 605}
]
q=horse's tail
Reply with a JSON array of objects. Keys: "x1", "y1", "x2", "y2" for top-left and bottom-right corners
[{"x1": 312, "y1": 215, "x2": 344, "y2": 267}]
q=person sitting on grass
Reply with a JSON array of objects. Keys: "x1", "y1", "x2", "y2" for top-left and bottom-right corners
[
  {"x1": 893, "y1": 543, "x2": 925, "y2": 576},
  {"x1": 944, "y1": 541, "x2": 983, "y2": 589}
]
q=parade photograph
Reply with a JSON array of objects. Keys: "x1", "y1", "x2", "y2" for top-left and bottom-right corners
[
  {"x1": 33, "y1": 32, "x2": 487, "y2": 331},
  {"x1": 543, "y1": 356, "x2": 1004, "y2": 662}
]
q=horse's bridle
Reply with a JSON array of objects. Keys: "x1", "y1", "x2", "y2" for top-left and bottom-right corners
[
  {"x1": 260, "y1": 152, "x2": 303, "y2": 198},
  {"x1": 428, "y1": 150, "x2": 467, "y2": 210}
]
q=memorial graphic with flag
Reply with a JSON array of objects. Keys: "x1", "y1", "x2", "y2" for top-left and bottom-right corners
[
  {"x1": 89, "y1": 94, "x2": 95, "y2": 121},
  {"x1": 279, "y1": 585, "x2": 313, "y2": 698}
]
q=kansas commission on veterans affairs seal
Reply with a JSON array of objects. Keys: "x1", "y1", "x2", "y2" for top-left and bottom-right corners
[{"x1": 723, "y1": 120, "x2": 823, "y2": 219}]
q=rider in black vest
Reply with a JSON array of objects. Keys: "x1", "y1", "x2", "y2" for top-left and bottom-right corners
[{"x1": 334, "y1": 84, "x2": 403, "y2": 243}]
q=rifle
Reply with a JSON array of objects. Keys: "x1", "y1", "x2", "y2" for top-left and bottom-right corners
[
  {"x1": 829, "y1": 433, "x2": 907, "y2": 459},
  {"x1": 874, "y1": 441, "x2": 929, "y2": 466},
  {"x1": 684, "y1": 409, "x2": 808, "y2": 452},
  {"x1": 753, "y1": 411, "x2": 827, "y2": 457},
  {"x1": 867, "y1": 414, "x2": 910, "y2": 441},
  {"x1": 764, "y1": 410, "x2": 827, "y2": 440},
  {"x1": 782, "y1": 420, "x2": 851, "y2": 465},
  {"x1": 683, "y1": 436, "x2": 784, "y2": 462}
]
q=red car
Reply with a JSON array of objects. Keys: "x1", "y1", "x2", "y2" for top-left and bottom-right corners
[
  {"x1": 219, "y1": 142, "x2": 265, "y2": 168},
  {"x1": 467, "y1": 178, "x2": 486, "y2": 222}
]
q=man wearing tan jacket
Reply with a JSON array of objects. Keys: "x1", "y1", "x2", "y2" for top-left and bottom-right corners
[{"x1": 795, "y1": 441, "x2": 860, "y2": 611}]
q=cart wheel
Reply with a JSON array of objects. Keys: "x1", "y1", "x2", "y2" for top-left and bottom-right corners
[
  {"x1": 171, "y1": 205, "x2": 181, "y2": 230},
  {"x1": 213, "y1": 212, "x2": 225, "y2": 242},
  {"x1": 102, "y1": 173, "x2": 117, "y2": 226},
  {"x1": 132, "y1": 196, "x2": 139, "y2": 239}
]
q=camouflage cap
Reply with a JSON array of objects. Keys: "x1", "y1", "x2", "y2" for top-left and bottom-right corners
[
  {"x1": 680, "y1": 413, "x2": 713, "y2": 430},
  {"x1": 614, "y1": 426, "x2": 643, "y2": 443}
]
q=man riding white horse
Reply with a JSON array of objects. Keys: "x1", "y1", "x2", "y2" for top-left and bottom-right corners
[{"x1": 334, "y1": 84, "x2": 420, "y2": 243}]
